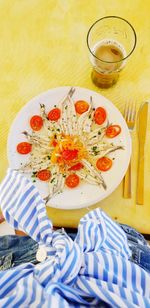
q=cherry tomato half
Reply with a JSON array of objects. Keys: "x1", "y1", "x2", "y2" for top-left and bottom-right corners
[
  {"x1": 62, "y1": 149, "x2": 78, "y2": 161},
  {"x1": 37, "y1": 169, "x2": 51, "y2": 181},
  {"x1": 94, "y1": 107, "x2": 106, "y2": 125},
  {"x1": 96, "y1": 157, "x2": 112, "y2": 171},
  {"x1": 75, "y1": 100, "x2": 89, "y2": 114},
  {"x1": 17, "y1": 142, "x2": 32, "y2": 154},
  {"x1": 30, "y1": 115, "x2": 43, "y2": 131},
  {"x1": 68, "y1": 162, "x2": 84, "y2": 171},
  {"x1": 65, "y1": 174, "x2": 80, "y2": 188},
  {"x1": 106, "y1": 125, "x2": 121, "y2": 138},
  {"x1": 48, "y1": 108, "x2": 61, "y2": 121}
]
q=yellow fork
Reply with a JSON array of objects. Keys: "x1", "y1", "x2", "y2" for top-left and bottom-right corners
[{"x1": 123, "y1": 103, "x2": 136, "y2": 198}]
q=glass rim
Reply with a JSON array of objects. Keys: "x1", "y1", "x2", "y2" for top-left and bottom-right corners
[{"x1": 87, "y1": 16, "x2": 137, "y2": 64}]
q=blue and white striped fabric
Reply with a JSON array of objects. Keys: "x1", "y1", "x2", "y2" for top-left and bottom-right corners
[{"x1": 0, "y1": 169, "x2": 150, "y2": 307}]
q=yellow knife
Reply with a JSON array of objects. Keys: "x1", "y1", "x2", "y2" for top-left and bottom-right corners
[{"x1": 136, "y1": 102, "x2": 149, "y2": 205}]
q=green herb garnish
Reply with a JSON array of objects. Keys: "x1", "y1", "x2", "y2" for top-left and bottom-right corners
[{"x1": 92, "y1": 146, "x2": 99, "y2": 155}]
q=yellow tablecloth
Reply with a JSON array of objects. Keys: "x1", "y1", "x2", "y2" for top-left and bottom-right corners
[{"x1": 0, "y1": 0, "x2": 150, "y2": 233}]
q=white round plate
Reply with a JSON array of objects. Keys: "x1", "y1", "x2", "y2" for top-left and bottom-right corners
[{"x1": 7, "y1": 86, "x2": 131, "y2": 210}]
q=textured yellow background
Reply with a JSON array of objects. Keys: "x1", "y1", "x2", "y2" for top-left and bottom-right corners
[{"x1": 0, "y1": 0, "x2": 150, "y2": 232}]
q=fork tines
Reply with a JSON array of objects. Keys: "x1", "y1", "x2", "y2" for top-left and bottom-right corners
[{"x1": 124, "y1": 102, "x2": 136, "y2": 122}]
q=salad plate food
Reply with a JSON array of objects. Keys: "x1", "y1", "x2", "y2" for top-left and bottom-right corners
[{"x1": 7, "y1": 86, "x2": 131, "y2": 209}]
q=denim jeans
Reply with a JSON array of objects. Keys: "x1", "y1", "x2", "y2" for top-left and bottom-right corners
[
  {"x1": 0, "y1": 224, "x2": 150, "y2": 272},
  {"x1": 120, "y1": 224, "x2": 150, "y2": 273},
  {"x1": 0, "y1": 235, "x2": 39, "y2": 270}
]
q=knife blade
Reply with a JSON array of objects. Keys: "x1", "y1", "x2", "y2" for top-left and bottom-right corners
[{"x1": 136, "y1": 102, "x2": 149, "y2": 205}]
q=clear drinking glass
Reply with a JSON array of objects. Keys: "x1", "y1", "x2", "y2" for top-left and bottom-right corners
[{"x1": 87, "y1": 16, "x2": 137, "y2": 88}]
